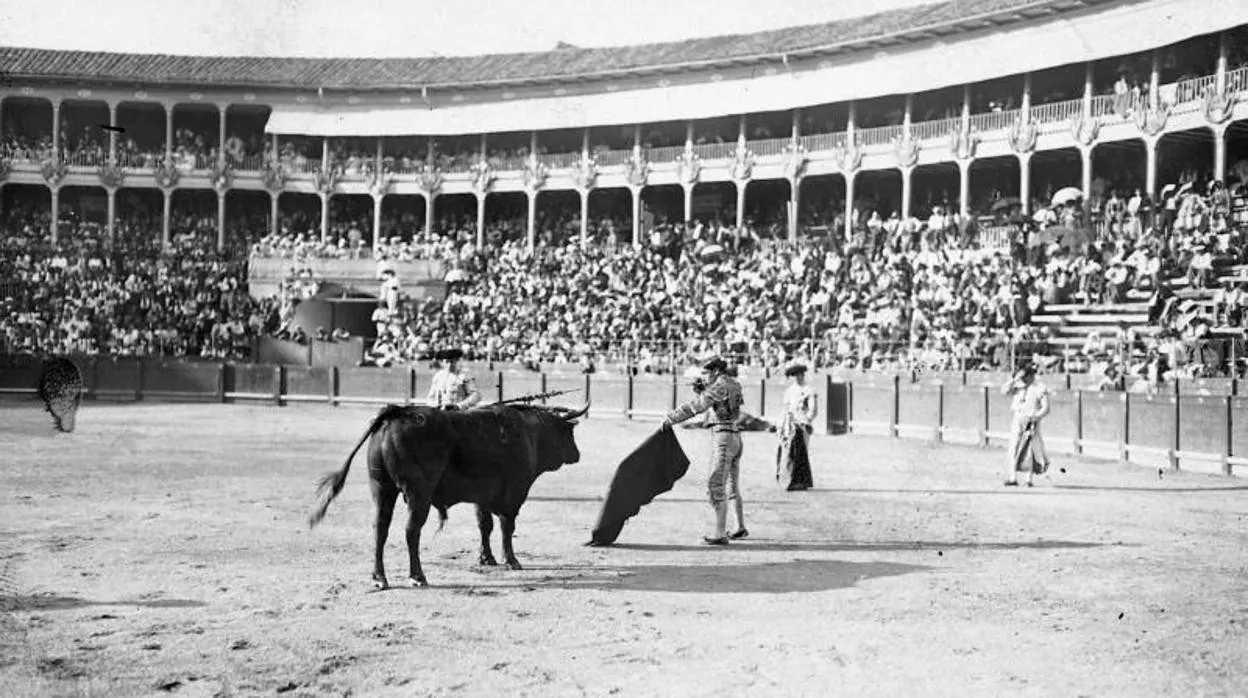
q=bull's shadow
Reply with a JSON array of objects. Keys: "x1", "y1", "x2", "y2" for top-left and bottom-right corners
[{"x1": 397, "y1": 558, "x2": 927, "y2": 594}]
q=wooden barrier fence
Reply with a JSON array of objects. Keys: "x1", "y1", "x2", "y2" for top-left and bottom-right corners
[{"x1": 0, "y1": 357, "x2": 1241, "y2": 477}]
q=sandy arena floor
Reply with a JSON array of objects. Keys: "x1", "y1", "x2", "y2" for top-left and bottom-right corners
[{"x1": 1, "y1": 400, "x2": 1247, "y2": 697}]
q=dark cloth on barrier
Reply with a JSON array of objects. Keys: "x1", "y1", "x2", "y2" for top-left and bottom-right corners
[
  {"x1": 776, "y1": 425, "x2": 814, "y2": 490},
  {"x1": 1011, "y1": 424, "x2": 1049, "y2": 474},
  {"x1": 588, "y1": 427, "x2": 691, "y2": 546}
]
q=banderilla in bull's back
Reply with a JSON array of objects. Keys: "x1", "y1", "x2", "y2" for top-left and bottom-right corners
[{"x1": 490, "y1": 388, "x2": 582, "y2": 407}]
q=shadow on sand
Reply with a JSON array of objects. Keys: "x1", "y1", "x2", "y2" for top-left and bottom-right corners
[
  {"x1": 385, "y1": 558, "x2": 928, "y2": 594},
  {"x1": 1054, "y1": 484, "x2": 1248, "y2": 493},
  {"x1": 1, "y1": 595, "x2": 207, "y2": 612},
  {"x1": 604, "y1": 539, "x2": 1111, "y2": 554}
]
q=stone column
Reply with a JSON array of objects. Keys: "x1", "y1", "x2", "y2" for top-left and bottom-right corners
[
  {"x1": 218, "y1": 103, "x2": 228, "y2": 168},
  {"x1": 50, "y1": 188, "x2": 60, "y2": 243},
  {"x1": 579, "y1": 190, "x2": 589, "y2": 245},
  {"x1": 631, "y1": 187, "x2": 642, "y2": 246},
  {"x1": 476, "y1": 193, "x2": 487, "y2": 249},
  {"x1": 162, "y1": 189, "x2": 172, "y2": 251},
  {"x1": 1218, "y1": 31, "x2": 1229, "y2": 95},
  {"x1": 322, "y1": 136, "x2": 330, "y2": 171},
  {"x1": 1019, "y1": 153, "x2": 1032, "y2": 215},
  {"x1": 1080, "y1": 146, "x2": 1094, "y2": 213},
  {"x1": 424, "y1": 194, "x2": 434, "y2": 237},
  {"x1": 1145, "y1": 137, "x2": 1158, "y2": 198},
  {"x1": 373, "y1": 194, "x2": 384, "y2": 249},
  {"x1": 735, "y1": 182, "x2": 746, "y2": 233},
  {"x1": 900, "y1": 166, "x2": 913, "y2": 221},
  {"x1": 1083, "y1": 61, "x2": 1094, "y2": 119},
  {"x1": 1213, "y1": 125, "x2": 1228, "y2": 183},
  {"x1": 1022, "y1": 73, "x2": 1032, "y2": 118},
  {"x1": 788, "y1": 177, "x2": 800, "y2": 242},
  {"x1": 217, "y1": 191, "x2": 226, "y2": 251},
  {"x1": 903, "y1": 94, "x2": 913, "y2": 133},
  {"x1": 51, "y1": 100, "x2": 61, "y2": 161},
  {"x1": 1150, "y1": 50, "x2": 1161, "y2": 110},
  {"x1": 320, "y1": 193, "x2": 329, "y2": 244},
  {"x1": 108, "y1": 102, "x2": 118, "y2": 166},
  {"x1": 164, "y1": 103, "x2": 174, "y2": 162},
  {"x1": 270, "y1": 193, "x2": 280, "y2": 237},
  {"x1": 961, "y1": 84, "x2": 971, "y2": 132},
  {"x1": 683, "y1": 183, "x2": 693, "y2": 224},
  {"x1": 526, "y1": 191, "x2": 537, "y2": 252},
  {"x1": 844, "y1": 171, "x2": 856, "y2": 241},
  {"x1": 958, "y1": 160, "x2": 971, "y2": 219},
  {"x1": 106, "y1": 188, "x2": 116, "y2": 244}
]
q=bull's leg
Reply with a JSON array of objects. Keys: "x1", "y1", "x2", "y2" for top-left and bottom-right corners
[
  {"x1": 404, "y1": 491, "x2": 432, "y2": 587},
  {"x1": 369, "y1": 476, "x2": 399, "y2": 591},
  {"x1": 499, "y1": 514, "x2": 522, "y2": 570},
  {"x1": 476, "y1": 505, "x2": 498, "y2": 566}
]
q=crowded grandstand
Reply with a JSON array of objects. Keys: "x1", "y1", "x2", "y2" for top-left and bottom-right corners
[{"x1": 3, "y1": 0, "x2": 1248, "y2": 388}]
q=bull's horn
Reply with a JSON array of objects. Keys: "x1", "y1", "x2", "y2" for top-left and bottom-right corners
[{"x1": 560, "y1": 402, "x2": 590, "y2": 421}]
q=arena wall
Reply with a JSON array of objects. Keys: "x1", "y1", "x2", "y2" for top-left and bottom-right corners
[{"x1": 1, "y1": 355, "x2": 1244, "y2": 478}]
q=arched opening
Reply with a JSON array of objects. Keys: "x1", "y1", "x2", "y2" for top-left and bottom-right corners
[
  {"x1": 434, "y1": 193, "x2": 476, "y2": 244},
  {"x1": 911, "y1": 162, "x2": 960, "y2": 219},
  {"x1": 798, "y1": 173, "x2": 847, "y2": 240},
  {"x1": 275, "y1": 191, "x2": 321, "y2": 240},
  {"x1": 60, "y1": 99, "x2": 110, "y2": 169},
  {"x1": 326, "y1": 193, "x2": 374, "y2": 253},
  {"x1": 226, "y1": 190, "x2": 271, "y2": 254},
  {"x1": 114, "y1": 187, "x2": 162, "y2": 253},
  {"x1": 115, "y1": 101, "x2": 166, "y2": 169},
  {"x1": 224, "y1": 104, "x2": 271, "y2": 171},
  {"x1": 742, "y1": 179, "x2": 789, "y2": 239},
  {"x1": 57, "y1": 186, "x2": 109, "y2": 242},
  {"x1": 378, "y1": 195, "x2": 426, "y2": 243},
  {"x1": 856, "y1": 169, "x2": 904, "y2": 220},
  {"x1": 171, "y1": 103, "x2": 221, "y2": 171},
  {"x1": 277, "y1": 134, "x2": 322, "y2": 174},
  {"x1": 382, "y1": 136, "x2": 429, "y2": 174},
  {"x1": 1029, "y1": 147, "x2": 1082, "y2": 211},
  {"x1": 535, "y1": 190, "x2": 580, "y2": 246},
  {"x1": 1, "y1": 97, "x2": 54, "y2": 161},
  {"x1": 1157, "y1": 126, "x2": 1214, "y2": 192},
  {"x1": 968, "y1": 155, "x2": 1021, "y2": 218},
  {"x1": 587, "y1": 188, "x2": 631, "y2": 246},
  {"x1": 1, "y1": 183, "x2": 52, "y2": 238},
  {"x1": 641, "y1": 184, "x2": 684, "y2": 227},
  {"x1": 484, "y1": 191, "x2": 527, "y2": 246},
  {"x1": 1092, "y1": 139, "x2": 1148, "y2": 205},
  {"x1": 690, "y1": 181, "x2": 737, "y2": 229},
  {"x1": 170, "y1": 189, "x2": 219, "y2": 249}
]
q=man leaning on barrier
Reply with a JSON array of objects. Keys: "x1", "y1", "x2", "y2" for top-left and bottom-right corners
[
  {"x1": 661, "y1": 356, "x2": 747, "y2": 545},
  {"x1": 427, "y1": 349, "x2": 481, "y2": 410}
]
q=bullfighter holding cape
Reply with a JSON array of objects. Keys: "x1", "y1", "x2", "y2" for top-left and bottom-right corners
[{"x1": 776, "y1": 362, "x2": 816, "y2": 490}]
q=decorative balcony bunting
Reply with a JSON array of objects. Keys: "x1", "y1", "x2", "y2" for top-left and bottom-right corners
[
  {"x1": 154, "y1": 156, "x2": 180, "y2": 189},
  {"x1": 833, "y1": 141, "x2": 863, "y2": 173},
  {"x1": 1203, "y1": 86, "x2": 1237, "y2": 126},
  {"x1": 470, "y1": 160, "x2": 495, "y2": 194},
  {"x1": 1069, "y1": 114, "x2": 1100, "y2": 147},
  {"x1": 211, "y1": 162, "x2": 234, "y2": 194},
  {"x1": 947, "y1": 126, "x2": 978, "y2": 161},
  {"x1": 262, "y1": 161, "x2": 288, "y2": 193},
  {"x1": 523, "y1": 160, "x2": 548, "y2": 193},
  {"x1": 782, "y1": 143, "x2": 807, "y2": 180},
  {"x1": 1134, "y1": 103, "x2": 1171, "y2": 138},
  {"x1": 730, "y1": 147, "x2": 754, "y2": 183},
  {"x1": 417, "y1": 165, "x2": 443, "y2": 196},
  {"x1": 892, "y1": 135, "x2": 920, "y2": 169},
  {"x1": 41, "y1": 157, "x2": 68, "y2": 188},
  {"x1": 676, "y1": 151, "x2": 701, "y2": 185},
  {"x1": 571, "y1": 157, "x2": 597, "y2": 192},
  {"x1": 1008, "y1": 119, "x2": 1038, "y2": 155},
  {"x1": 366, "y1": 168, "x2": 394, "y2": 198},
  {"x1": 314, "y1": 164, "x2": 341, "y2": 196},
  {"x1": 97, "y1": 163, "x2": 125, "y2": 190},
  {"x1": 626, "y1": 153, "x2": 649, "y2": 189}
]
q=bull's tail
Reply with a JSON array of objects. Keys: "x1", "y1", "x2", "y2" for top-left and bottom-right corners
[
  {"x1": 435, "y1": 505, "x2": 449, "y2": 533},
  {"x1": 308, "y1": 405, "x2": 405, "y2": 528}
]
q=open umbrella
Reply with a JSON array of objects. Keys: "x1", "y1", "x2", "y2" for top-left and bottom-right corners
[
  {"x1": 991, "y1": 197, "x2": 1022, "y2": 212},
  {"x1": 1051, "y1": 187, "x2": 1083, "y2": 207}
]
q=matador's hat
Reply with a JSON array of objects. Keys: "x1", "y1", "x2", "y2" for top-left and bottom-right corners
[
  {"x1": 783, "y1": 361, "x2": 809, "y2": 378},
  {"x1": 435, "y1": 348, "x2": 464, "y2": 362},
  {"x1": 700, "y1": 355, "x2": 728, "y2": 373}
]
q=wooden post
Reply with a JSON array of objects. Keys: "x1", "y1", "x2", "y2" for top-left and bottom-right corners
[
  {"x1": 627, "y1": 371, "x2": 635, "y2": 419},
  {"x1": 218, "y1": 362, "x2": 227, "y2": 403},
  {"x1": 981, "y1": 385, "x2": 990, "y2": 446},
  {"x1": 1225, "y1": 395, "x2": 1234, "y2": 476},
  {"x1": 584, "y1": 373, "x2": 592, "y2": 408},
  {"x1": 408, "y1": 366, "x2": 417, "y2": 405},
  {"x1": 1171, "y1": 379, "x2": 1181, "y2": 471},
  {"x1": 329, "y1": 366, "x2": 339, "y2": 407},
  {"x1": 825, "y1": 374, "x2": 834, "y2": 435},
  {"x1": 136, "y1": 359, "x2": 145, "y2": 402},
  {"x1": 759, "y1": 378, "x2": 766, "y2": 416},
  {"x1": 540, "y1": 373, "x2": 548, "y2": 404},
  {"x1": 496, "y1": 371, "x2": 504, "y2": 403},
  {"x1": 1075, "y1": 390, "x2": 1084, "y2": 455},
  {"x1": 670, "y1": 373, "x2": 678, "y2": 410},
  {"x1": 936, "y1": 383, "x2": 945, "y2": 443},
  {"x1": 1121, "y1": 392, "x2": 1130, "y2": 463},
  {"x1": 275, "y1": 365, "x2": 285, "y2": 406},
  {"x1": 892, "y1": 375, "x2": 901, "y2": 438}
]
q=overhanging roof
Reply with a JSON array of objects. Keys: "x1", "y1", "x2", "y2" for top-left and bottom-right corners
[{"x1": 0, "y1": 0, "x2": 1121, "y2": 91}]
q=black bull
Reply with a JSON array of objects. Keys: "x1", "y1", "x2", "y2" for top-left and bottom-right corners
[{"x1": 308, "y1": 402, "x2": 588, "y2": 588}]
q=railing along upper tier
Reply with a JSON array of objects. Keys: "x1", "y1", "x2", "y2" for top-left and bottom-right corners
[{"x1": 4, "y1": 66, "x2": 1248, "y2": 188}]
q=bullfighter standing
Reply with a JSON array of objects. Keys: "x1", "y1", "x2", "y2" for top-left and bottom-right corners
[
  {"x1": 1002, "y1": 363, "x2": 1051, "y2": 487},
  {"x1": 427, "y1": 349, "x2": 481, "y2": 410},
  {"x1": 662, "y1": 356, "x2": 747, "y2": 545}
]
